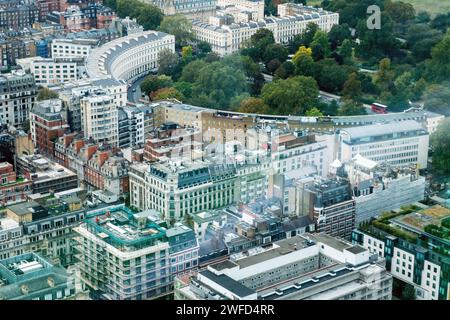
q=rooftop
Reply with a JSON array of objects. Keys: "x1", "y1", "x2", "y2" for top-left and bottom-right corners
[
  {"x1": 340, "y1": 120, "x2": 426, "y2": 141},
  {"x1": 85, "y1": 206, "x2": 167, "y2": 250}
]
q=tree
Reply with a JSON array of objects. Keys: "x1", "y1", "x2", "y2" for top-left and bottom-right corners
[
  {"x1": 266, "y1": 59, "x2": 281, "y2": 74},
  {"x1": 339, "y1": 39, "x2": 353, "y2": 63},
  {"x1": 431, "y1": 118, "x2": 450, "y2": 175},
  {"x1": 37, "y1": 87, "x2": 58, "y2": 101},
  {"x1": 179, "y1": 59, "x2": 208, "y2": 83},
  {"x1": 173, "y1": 81, "x2": 193, "y2": 99},
  {"x1": 238, "y1": 97, "x2": 270, "y2": 114},
  {"x1": 261, "y1": 76, "x2": 319, "y2": 115},
  {"x1": 430, "y1": 13, "x2": 450, "y2": 32},
  {"x1": 249, "y1": 28, "x2": 275, "y2": 61},
  {"x1": 114, "y1": 0, "x2": 163, "y2": 30},
  {"x1": 263, "y1": 43, "x2": 289, "y2": 64},
  {"x1": 190, "y1": 61, "x2": 248, "y2": 109},
  {"x1": 423, "y1": 83, "x2": 450, "y2": 116},
  {"x1": 151, "y1": 87, "x2": 184, "y2": 101},
  {"x1": 140, "y1": 75, "x2": 173, "y2": 96},
  {"x1": 311, "y1": 31, "x2": 331, "y2": 61},
  {"x1": 355, "y1": 13, "x2": 400, "y2": 61},
  {"x1": 342, "y1": 72, "x2": 362, "y2": 100},
  {"x1": 425, "y1": 30, "x2": 450, "y2": 83},
  {"x1": 305, "y1": 107, "x2": 323, "y2": 117},
  {"x1": 328, "y1": 23, "x2": 351, "y2": 49},
  {"x1": 158, "y1": 14, "x2": 193, "y2": 47},
  {"x1": 157, "y1": 49, "x2": 180, "y2": 76},
  {"x1": 195, "y1": 41, "x2": 212, "y2": 58},
  {"x1": 375, "y1": 58, "x2": 395, "y2": 92},
  {"x1": 338, "y1": 99, "x2": 367, "y2": 116},
  {"x1": 316, "y1": 59, "x2": 355, "y2": 93},
  {"x1": 275, "y1": 61, "x2": 295, "y2": 79},
  {"x1": 293, "y1": 46, "x2": 316, "y2": 77},
  {"x1": 303, "y1": 22, "x2": 319, "y2": 47},
  {"x1": 406, "y1": 24, "x2": 443, "y2": 62},
  {"x1": 181, "y1": 45, "x2": 193, "y2": 62},
  {"x1": 385, "y1": 0, "x2": 415, "y2": 24}
]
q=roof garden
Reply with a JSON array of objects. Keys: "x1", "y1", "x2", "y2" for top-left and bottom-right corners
[
  {"x1": 85, "y1": 206, "x2": 167, "y2": 251},
  {"x1": 360, "y1": 204, "x2": 450, "y2": 247}
]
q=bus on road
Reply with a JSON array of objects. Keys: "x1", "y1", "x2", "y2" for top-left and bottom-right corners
[{"x1": 371, "y1": 102, "x2": 388, "y2": 114}]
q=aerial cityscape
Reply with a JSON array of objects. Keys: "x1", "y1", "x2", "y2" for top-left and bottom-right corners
[{"x1": 0, "y1": 0, "x2": 449, "y2": 303}]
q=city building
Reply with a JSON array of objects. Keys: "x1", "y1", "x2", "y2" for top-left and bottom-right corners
[
  {"x1": 29, "y1": 99, "x2": 69, "y2": 157},
  {"x1": 338, "y1": 120, "x2": 429, "y2": 169},
  {"x1": 0, "y1": 162, "x2": 32, "y2": 207},
  {"x1": 74, "y1": 205, "x2": 199, "y2": 300},
  {"x1": 143, "y1": 122, "x2": 202, "y2": 163},
  {"x1": 0, "y1": 252, "x2": 76, "y2": 300},
  {"x1": 16, "y1": 154, "x2": 78, "y2": 194},
  {"x1": 217, "y1": 0, "x2": 264, "y2": 21},
  {"x1": 192, "y1": 4, "x2": 338, "y2": 56},
  {"x1": 118, "y1": 106, "x2": 146, "y2": 149},
  {"x1": 352, "y1": 204, "x2": 450, "y2": 300},
  {"x1": 0, "y1": 4, "x2": 39, "y2": 31},
  {"x1": 111, "y1": 16, "x2": 144, "y2": 36},
  {"x1": 84, "y1": 146, "x2": 129, "y2": 195},
  {"x1": 270, "y1": 131, "x2": 329, "y2": 177},
  {"x1": 0, "y1": 70, "x2": 37, "y2": 127},
  {"x1": 36, "y1": 0, "x2": 67, "y2": 22},
  {"x1": 86, "y1": 31, "x2": 175, "y2": 82},
  {"x1": 23, "y1": 56, "x2": 85, "y2": 85},
  {"x1": 47, "y1": 5, "x2": 91, "y2": 32},
  {"x1": 147, "y1": 0, "x2": 217, "y2": 21},
  {"x1": 51, "y1": 38, "x2": 98, "y2": 59},
  {"x1": 296, "y1": 176, "x2": 355, "y2": 239},
  {"x1": 0, "y1": 37, "x2": 36, "y2": 69},
  {"x1": 341, "y1": 155, "x2": 426, "y2": 225},
  {"x1": 129, "y1": 161, "x2": 237, "y2": 221},
  {"x1": 0, "y1": 196, "x2": 86, "y2": 265},
  {"x1": 175, "y1": 233, "x2": 392, "y2": 300},
  {"x1": 80, "y1": 90, "x2": 118, "y2": 146}
]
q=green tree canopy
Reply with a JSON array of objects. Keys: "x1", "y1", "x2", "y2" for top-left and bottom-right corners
[
  {"x1": 140, "y1": 75, "x2": 173, "y2": 96},
  {"x1": 263, "y1": 43, "x2": 289, "y2": 64},
  {"x1": 423, "y1": 83, "x2": 450, "y2": 116},
  {"x1": 311, "y1": 31, "x2": 331, "y2": 61},
  {"x1": 338, "y1": 99, "x2": 367, "y2": 116},
  {"x1": 151, "y1": 87, "x2": 185, "y2": 101},
  {"x1": 113, "y1": 0, "x2": 163, "y2": 30},
  {"x1": 157, "y1": 49, "x2": 180, "y2": 77},
  {"x1": 342, "y1": 72, "x2": 362, "y2": 101},
  {"x1": 238, "y1": 97, "x2": 270, "y2": 114},
  {"x1": 158, "y1": 14, "x2": 194, "y2": 47},
  {"x1": 305, "y1": 107, "x2": 323, "y2": 117},
  {"x1": 425, "y1": 29, "x2": 450, "y2": 83},
  {"x1": 261, "y1": 76, "x2": 319, "y2": 115}
]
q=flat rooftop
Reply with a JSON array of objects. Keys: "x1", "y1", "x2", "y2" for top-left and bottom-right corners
[
  {"x1": 232, "y1": 236, "x2": 313, "y2": 269},
  {"x1": 86, "y1": 207, "x2": 167, "y2": 248},
  {"x1": 392, "y1": 205, "x2": 450, "y2": 233}
]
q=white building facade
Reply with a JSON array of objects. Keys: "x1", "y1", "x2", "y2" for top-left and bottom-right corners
[
  {"x1": 80, "y1": 92, "x2": 119, "y2": 146},
  {"x1": 86, "y1": 31, "x2": 175, "y2": 82},
  {"x1": 339, "y1": 120, "x2": 429, "y2": 169}
]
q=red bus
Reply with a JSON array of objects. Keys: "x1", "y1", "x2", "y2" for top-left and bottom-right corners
[{"x1": 371, "y1": 102, "x2": 388, "y2": 114}]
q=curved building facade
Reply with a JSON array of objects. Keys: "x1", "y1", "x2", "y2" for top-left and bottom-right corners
[{"x1": 86, "y1": 31, "x2": 175, "y2": 82}]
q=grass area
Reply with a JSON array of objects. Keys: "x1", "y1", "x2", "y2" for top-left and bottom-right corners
[
  {"x1": 307, "y1": 0, "x2": 323, "y2": 6},
  {"x1": 401, "y1": 0, "x2": 450, "y2": 16}
]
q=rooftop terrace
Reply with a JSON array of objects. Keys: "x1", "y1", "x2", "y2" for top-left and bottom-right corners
[{"x1": 85, "y1": 206, "x2": 167, "y2": 250}]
